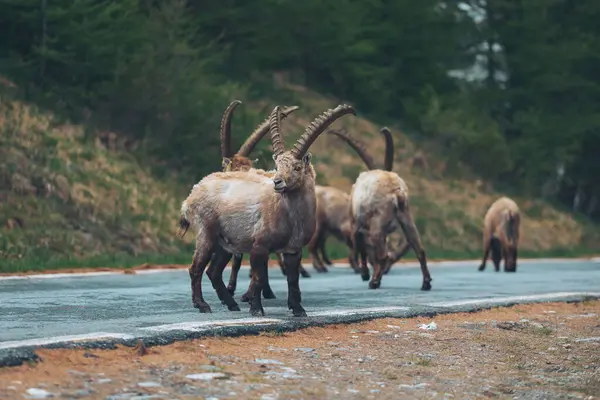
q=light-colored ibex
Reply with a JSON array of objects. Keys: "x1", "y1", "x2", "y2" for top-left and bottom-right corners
[
  {"x1": 478, "y1": 196, "x2": 521, "y2": 273},
  {"x1": 214, "y1": 101, "x2": 310, "y2": 304},
  {"x1": 329, "y1": 127, "x2": 432, "y2": 291},
  {"x1": 305, "y1": 128, "x2": 378, "y2": 274},
  {"x1": 179, "y1": 104, "x2": 356, "y2": 316}
]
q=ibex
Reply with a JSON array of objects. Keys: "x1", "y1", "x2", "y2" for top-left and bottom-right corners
[
  {"x1": 478, "y1": 196, "x2": 521, "y2": 273},
  {"x1": 214, "y1": 101, "x2": 310, "y2": 303},
  {"x1": 179, "y1": 104, "x2": 356, "y2": 316},
  {"x1": 329, "y1": 127, "x2": 432, "y2": 291},
  {"x1": 305, "y1": 129, "x2": 377, "y2": 274}
]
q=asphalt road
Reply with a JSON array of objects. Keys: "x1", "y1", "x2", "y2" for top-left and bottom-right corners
[{"x1": 0, "y1": 259, "x2": 599, "y2": 366}]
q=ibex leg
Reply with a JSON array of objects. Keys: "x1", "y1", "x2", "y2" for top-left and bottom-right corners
[
  {"x1": 208, "y1": 246, "x2": 240, "y2": 311},
  {"x1": 397, "y1": 208, "x2": 432, "y2": 291},
  {"x1": 227, "y1": 254, "x2": 243, "y2": 295},
  {"x1": 189, "y1": 236, "x2": 214, "y2": 313},
  {"x1": 284, "y1": 251, "x2": 307, "y2": 317}
]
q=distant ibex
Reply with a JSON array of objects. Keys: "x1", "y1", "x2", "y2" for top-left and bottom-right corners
[
  {"x1": 215, "y1": 101, "x2": 310, "y2": 303},
  {"x1": 179, "y1": 104, "x2": 356, "y2": 316},
  {"x1": 478, "y1": 196, "x2": 521, "y2": 273},
  {"x1": 329, "y1": 127, "x2": 432, "y2": 291}
]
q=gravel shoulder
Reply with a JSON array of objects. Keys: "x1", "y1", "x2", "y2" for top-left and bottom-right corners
[{"x1": 1, "y1": 300, "x2": 599, "y2": 400}]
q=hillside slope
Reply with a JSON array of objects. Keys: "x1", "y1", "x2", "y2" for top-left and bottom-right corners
[{"x1": 1, "y1": 84, "x2": 599, "y2": 271}]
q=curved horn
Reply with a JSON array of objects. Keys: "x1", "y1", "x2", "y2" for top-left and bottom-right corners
[
  {"x1": 269, "y1": 106, "x2": 285, "y2": 159},
  {"x1": 291, "y1": 104, "x2": 356, "y2": 159},
  {"x1": 327, "y1": 129, "x2": 376, "y2": 170},
  {"x1": 236, "y1": 106, "x2": 300, "y2": 157},
  {"x1": 220, "y1": 100, "x2": 242, "y2": 158},
  {"x1": 380, "y1": 127, "x2": 394, "y2": 171}
]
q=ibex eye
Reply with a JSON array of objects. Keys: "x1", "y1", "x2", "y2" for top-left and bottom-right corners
[{"x1": 295, "y1": 165, "x2": 302, "y2": 171}]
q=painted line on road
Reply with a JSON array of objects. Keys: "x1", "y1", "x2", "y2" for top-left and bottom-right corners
[
  {"x1": 139, "y1": 318, "x2": 283, "y2": 332},
  {"x1": 308, "y1": 306, "x2": 410, "y2": 317},
  {"x1": 425, "y1": 292, "x2": 600, "y2": 308},
  {"x1": 0, "y1": 332, "x2": 136, "y2": 350}
]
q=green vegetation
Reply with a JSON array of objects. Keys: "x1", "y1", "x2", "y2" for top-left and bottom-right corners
[{"x1": 1, "y1": 0, "x2": 599, "y2": 272}]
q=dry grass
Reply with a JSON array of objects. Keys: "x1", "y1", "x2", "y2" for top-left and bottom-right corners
[{"x1": 1, "y1": 81, "x2": 599, "y2": 272}]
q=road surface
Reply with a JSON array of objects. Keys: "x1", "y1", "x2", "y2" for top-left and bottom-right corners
[{"x1": 0, "y1": 259, "x2": 599, "y2": 366}]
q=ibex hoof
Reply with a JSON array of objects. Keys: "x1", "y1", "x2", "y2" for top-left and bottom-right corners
[
  {"x1": 228, "y1": 304, "x2": 241, "y2": 312},
  {"x1": 368, "y1": 280, "x2": 381, "y2": 289},
  {"x1": 477, "y1": 264, "x2": 485, "y2": 271},
  {"x1": 240, "y1": 293, "x2": 250, "y2": 303},
  {"x1": 421, "y1": 280, "x2": 432, "y2": 291},
  {"x1": 263, "y1": 289, "x2": 277, "y2": 299},
  {"x1": 361, "y1": 273, "x2": 370, "y2": 282},
  {"x1": 300, "y1": 269, "x2": 311, "y2": 278},
  {"x1": 194, "y1": 302, "x2": 212, "y2": 313},
  {"x1": 250, "y1": 307, "x2": 265, "y2": 317},
  {"x1": 227, "y1": 286, "x2": 236, "y2": 295},
  {"x1": 292, "y1": 308, "x2": 307, "y2": 317}
]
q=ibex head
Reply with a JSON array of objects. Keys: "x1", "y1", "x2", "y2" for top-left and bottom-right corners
[
  {"x1": 219, "y1": 100, "x2": 300, "y2": 173},
  {"x1": 269, "y1": 104, "x2": 356, "y2": 193}
]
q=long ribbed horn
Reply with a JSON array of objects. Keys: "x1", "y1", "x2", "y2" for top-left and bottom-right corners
[
  {"x1": 269, "y1": 106, "x2": 285, "y2": 159},
  {"x1": 220, "y1": 100, "x2": 242, "y2": 158},
  {"x1": 327, "y1": 129, "x2": 376, "y2": 170},
  {"x1": 290, "y1": 104, "x2": 356, "y2": 159},
  {"x1": 236, "y1": 106, "x2": 299, "y2": 157},
  {"x1": 380, "y1": 127, "x2": 394, "y2": 171}
]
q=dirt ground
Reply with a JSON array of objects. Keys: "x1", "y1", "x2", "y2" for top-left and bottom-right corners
[{"x1": 1, "y1": 301, "x2": 599, "y2": 400}]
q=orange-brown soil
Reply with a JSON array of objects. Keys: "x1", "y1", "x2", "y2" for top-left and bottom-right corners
[{"x1": 1, "y1": 301, "x2": 599, "y2": 399}]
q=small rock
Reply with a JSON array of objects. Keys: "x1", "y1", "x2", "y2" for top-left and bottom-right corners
[
  {"x1": 418, "y1": 322, "x2": 437, "y2": 331},
  {"x1": 68, "y1": 370, "x2": 86, "y2": 376},
  {"x1": 294, "y1": 347, "x2": 315, "y2": 353},
  {"x1": 399, "y1": 383, "x2": 429, "y2": 390},
  {"x1": 83, "y1": 352, "x2": 99, "y2": 359},
  {"x1": 351, "y1": 336, "x2": 359, "y2": 339},
  {"x1": 370, "y1": 389, "x2": 380, "y2": 393},
  {"x1": 575, "y1": 337, "x2": 600, "y2": 343},
  {"x1": 95, "y1": 378, "x2": 112, "y2": 384},
  {"x1": 347, "y1": 388, "x2": 360, "y2": 393},
  {"x1": 483, "y1": 389, "x2": 498, "y2": 397},
  {"x1": 365, "y1": 330, "x2": 380, "y2": 334},
  {"x1": 255, "y1": 358, "x2": 284, "y2": 365},
  {"x1": 267, "y1": 346, "x2": 288, "y2": 352},
  {"x1": 185, "y1": 372, "x2": 229, "y2": 381},
  {"x1": 326, "y1": 341, "x2": 341, "y2": 346},
  {"x1": 543, "y1": 310, "x2": 556, "y2": 314},
  {"x1": 25, "y1": 388, "x2": 54, "y2": 399},
  {"x1": 137, "y1": 382, "x2": 161, "y2": 388}
]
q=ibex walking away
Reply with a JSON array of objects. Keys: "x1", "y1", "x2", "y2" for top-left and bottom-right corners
[
  {"x1": 478, "y1": 196, "x2": 521, "y2": 272},
  {"x1": 179, "y1": 104, "x2": 356, "y2": 316},
  {"x1": 330, "y1": 128, "x2": 432, "y2": 290}
]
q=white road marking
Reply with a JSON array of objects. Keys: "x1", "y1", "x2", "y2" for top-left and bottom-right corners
[
  {"x1": 308, "y1": 306, "x2": 410, "y2": 317},
  {"x1": 139, "y1": 318, "x2": 283, "y2": 332},
  {"x1": 425, "y1": 292, "x2": 600, "y2": 308},
  {"x1": 0, "y1": 332, "x2": 135, "y2": 350}
]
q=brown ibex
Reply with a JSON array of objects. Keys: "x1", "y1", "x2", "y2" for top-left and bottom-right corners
[
  {"x1": 478, "y1": 196, "x2": 521, "y2": 273},
  {"x1": 214, "y1": 101, "x2": 310, "y2": 303},
  {"x1": 179, "y1": 104, "x2": 356, "y2": 316},
  {"x1": 329, "y1": 127, "x2": 432, "y2": 291}
]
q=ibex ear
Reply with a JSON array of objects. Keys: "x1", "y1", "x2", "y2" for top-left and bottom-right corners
[
  {"x1": 222, "y1": 157, "x2": 231, "y2": 171},
  {"x1": 253, "y1": 158, "x2": 259, "y2": 164},
  {"x1": 302, "y1": 152, "x2": 312, "y2": 165},
  {"x1": 272, "y1": 154, "x2": 278, "y2": 161}
]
